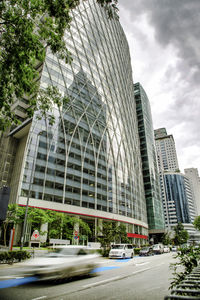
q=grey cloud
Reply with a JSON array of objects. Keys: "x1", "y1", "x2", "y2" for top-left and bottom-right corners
[
  {"x1": 119, "y1": 0, "x2": 200, "y2": 170},
  {"x1": 119, "y1": 0, "x2": 200, "y2": 82}
]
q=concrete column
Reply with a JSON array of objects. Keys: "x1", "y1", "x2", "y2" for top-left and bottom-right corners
[
  {"x1": 73, "y1": 221, "x2": 79, "y2": 245},
  {"x1": 97, "y1": 218, "x2": 103, "y2": 237},
  {"x1": 40, "y1": 223, "x2": 48, "y2": 243}
]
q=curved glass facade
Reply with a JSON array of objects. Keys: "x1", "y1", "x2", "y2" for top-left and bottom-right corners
[{"x1": 17, "y1": 1, "x2": 147, "y2": 227}]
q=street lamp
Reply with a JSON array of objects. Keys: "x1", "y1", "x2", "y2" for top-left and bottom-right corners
[{"x1": 20, "y1": 131, "x2": 42, "y2": 250}]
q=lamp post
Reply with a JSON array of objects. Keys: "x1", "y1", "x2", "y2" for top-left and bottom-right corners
[{"x1": 20, "y1": 132, "x2": 42, "y2": 250}]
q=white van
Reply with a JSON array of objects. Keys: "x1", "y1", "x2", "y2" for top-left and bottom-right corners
[
  {"x1": 109, "y1": 244, "x2": 134, "y2": 259},
  {"x1": 152, "y1": 244, "x2": 164, "y2": 254}
]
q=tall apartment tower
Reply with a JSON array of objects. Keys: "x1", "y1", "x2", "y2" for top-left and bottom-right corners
[
  {"x1": 184, "y1": 168, "x2": 200, "y2": 216},
  {"x1": 134, "y1": 83, "x2": 165, "y2": 235},
  {"x1": 154, "y1": 128, "x2": 179, "y2": 172},
  {"x1": 4, "y1": 1, "x2": 148, "y2": 245},
  {"x1": 163, "y1": 172, "x2": 195, "y2": 227},
  {"x1": 155, "y1": 128, "x2": 196, "y2": 230}
]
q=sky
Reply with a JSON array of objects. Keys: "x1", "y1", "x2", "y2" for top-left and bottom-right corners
[{"x1": 118, "y1": 0, "x2": 200, "y2": 174}]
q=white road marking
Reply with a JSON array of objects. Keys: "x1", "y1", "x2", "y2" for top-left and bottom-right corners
[
  {"x1": 132, "y1": 267, "x2": 151, "y2": 274},
  {"x1": 135, "y1": 262, "x2": 149, "y2": 266},
  {"x1": 31, "y1": 296, "x2": 47, "y2": 300},
  {"x1": 82, "y1": 276, "x2": 121, "y2": 288}
]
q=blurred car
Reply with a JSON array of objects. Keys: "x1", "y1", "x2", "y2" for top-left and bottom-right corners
[
  {"x1": 139, "y1": 247, "x2": 154, "y2": 256},
  {"x1": 163, "y1": 246, "x2": 170, "y2": 253},
  {"x1": 109, "y1": 244, "x2": 134, "y2": 259},
  {"x1": 18, "y1": 246, "x2": 100, "y2": 281},
  {"x1": 152, "y1": 244, "x2": 164, "y2": 254}
]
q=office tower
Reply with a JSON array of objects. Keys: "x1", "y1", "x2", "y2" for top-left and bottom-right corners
[
  {"x1": 5, "y1": 1, "x2": 148, "y2": 244},
  {"x1": 154, "y1": 128, "x2": 179, "y2": 172},
  {"x1": 184, "y1": 168, "x2": 200, "y2": 216},
  {"x1": 163, "y1": 172, "x2": 195, "y2": 229},
  {"x1": 134, "y1": 83, "x2": 165, "y2": 234},
  {"x1": 155, "y1": 128, "x2": 196, "y2": 232}
]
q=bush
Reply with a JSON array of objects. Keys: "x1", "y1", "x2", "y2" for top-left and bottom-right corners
[
  {"x1": 0, "y1": 250, "x2": 31, "y2": 264},
  {"x1": 98, "y1": 248, "x2": 110, "y2": 257},
  {"x1": 170, "y1": 245, "x2": 200, "y2": 289},
  {"x1": 134, "y1": 248, "x2": 141, "y2": 255}
]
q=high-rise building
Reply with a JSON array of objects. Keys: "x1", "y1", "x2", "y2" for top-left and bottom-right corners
[
  {"x1": 184, "y1": 168, "x2": 200, "y2": 216},
  {"x1": 163, "y1": 172, "x2": 195, "y2": 227},
  {"x1": 5, "y1": 1, "x2": 148, "y2": 244},
  {"x1": 134, "y1": 83, "x2": 165, "y2": 234},
  {"x1": 155, "y1": 128, "x2": 196, "y2": 231},
  {"x1": 154, "y1": 128, "x2": 179, "y2": 172}
]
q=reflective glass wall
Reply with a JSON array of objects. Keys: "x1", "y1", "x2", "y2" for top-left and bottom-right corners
[
  {"x1": 134, "y1": 83, "x2": 165, "y2": 230},
  {"x1": 164, "y1": 173, "x2": 191, "y2": 225},
  {"x1": 19, "y1": 1, "x2": 147, "y2": 224}
]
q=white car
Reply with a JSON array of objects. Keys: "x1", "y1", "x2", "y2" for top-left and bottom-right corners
[
  {"x1": 18, "y1": 246, "x2": 100, "y2": 281},
  {"x1": 109, "y1": 244, "x2": 134, "y2": 259},
  {"x1": 152, "y1": 244, "x2": 164, "y2": 254},
  {"x1": 171, "y1": 246, "x2": 177, "y2": 252},
  {"x1": 163, "y1": 246, "x2": 170, "y2": 253}
]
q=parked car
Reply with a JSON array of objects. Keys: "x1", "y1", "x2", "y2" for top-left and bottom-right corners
[
  {"x1": 163, "y1": 246, "x2": 170, "y2": 253},
  {"x1": 18, "y1": 246, "x2": 100, "y2": 281},
  {"x1": 152, "y1": 244, "x2": 164, "y2": 254},
  {"x1": 139, "y1": 247, "x2": 154, "y2": 256},
  {"x1": 109, "y1": 244, "x2": 134, "y2": 259},
  {"x1": 171, "y1": 246, "x2": 177, "y2": 252}
]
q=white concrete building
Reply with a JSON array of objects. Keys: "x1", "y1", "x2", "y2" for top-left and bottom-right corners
[{"x1": 184, "y1": 168, "x2": 200, "y2": 216}]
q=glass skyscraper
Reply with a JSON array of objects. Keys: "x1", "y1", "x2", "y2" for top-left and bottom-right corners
[
  {"x1": 163, "y1": 173, "x2": 194, "y2": 225},
  {"x1": 8, "y1": 1, "x2": 148, "y2": 243},
  {"x1": 134, "y1": 83, "x2": 165, "y2": 232}
]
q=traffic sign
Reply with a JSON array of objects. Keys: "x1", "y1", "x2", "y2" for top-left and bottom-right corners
[{"x1": 32, "y1": 230, "x2": 40, "y2": 239}]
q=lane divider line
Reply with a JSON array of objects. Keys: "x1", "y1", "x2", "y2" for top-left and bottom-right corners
[
  {"x1": 31, "y1": 296, "x2": 47, "y2": 300},
  {"x1": 132, "y1": 268, "x2": 151, "y2": 274},
  {"x1": 82, "y1": 276, "x2": 121, "y2": 288}
]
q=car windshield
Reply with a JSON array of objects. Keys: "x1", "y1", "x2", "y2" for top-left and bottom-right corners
[
  {"x1": 112, "y1": 245, "x2": 124, "y2": 249},
  {"x1": 153, "y1": 245, "x2": 159, "y2": 249},
  {"x1": 141, "y1": 247, "x2": 149, "y2": 251}
]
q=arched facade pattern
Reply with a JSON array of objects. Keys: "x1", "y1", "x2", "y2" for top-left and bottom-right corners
[{"x1": 16, "y1": 0, "x2": 148, "y2": 236}]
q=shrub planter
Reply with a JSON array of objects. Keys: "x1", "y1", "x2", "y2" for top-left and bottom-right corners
[{"x1": 0, "y1": 250, "x2": 31, "y2": 264}]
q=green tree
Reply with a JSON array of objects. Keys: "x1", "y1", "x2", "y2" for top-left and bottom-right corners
[
  {"x1": 115, "y1": 223, "x2": 129, "y2": 244},
  {"x1": 0, "y1": 0, "x2": 118, "y2": 130},
  {"x1": 173, "y1": 223, "x2": 189, "y2": 246},
  {"x1": 193, "y1": 215, "x2": 200, "y2": 231},
  {"x1": 161, "y1": 232, "x2": 172, "y2": 245},
  {"x1": 97, "y1": 221, "x2": 129, "y2": 256},
  {"x1": 46, "y1": 211, "x2": 91, "y2": 243},
  {"x1": 16, "y1": 206, "x2": 51, "y2": 245}
]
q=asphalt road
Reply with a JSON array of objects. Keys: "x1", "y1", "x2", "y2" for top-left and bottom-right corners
[{"x1": 0, "y1": 252, "x2": 176, "y2": 300}]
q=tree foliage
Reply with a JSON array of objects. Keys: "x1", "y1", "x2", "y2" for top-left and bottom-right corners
[
  {"x1": 97, "y1": 221, "x2": 129, "y2": 255},
  {"x1": 193, "y1": 215, "x2": 200, "y2": 231},
  {"x1": 47, "y1": 211, "x2": 91, "y2": 241},
  {"x1": 0, "y1": 0, "x2": 118, "y2": 130},
  {"x1": 161, "y1": 232, "x2": 172, "y2": 245},
  {"x1": 170, "y1": 245, "x2": 200, "y2": 289},
  {"x1": 2, "y1": 205, "x2": 91, "y2": 245},
  {"x1": 173, "y1": 223, "x2": 189, "y2": 246}
]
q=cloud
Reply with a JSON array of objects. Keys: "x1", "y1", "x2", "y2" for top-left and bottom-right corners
[{"x1": 118, "y1": 0, "x2": 200, "y2": 172}]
